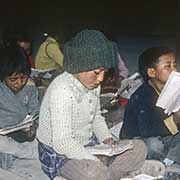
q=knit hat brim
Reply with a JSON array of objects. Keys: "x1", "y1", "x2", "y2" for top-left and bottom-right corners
[
  {"x1": 63, "y1": 29, "x2": 118, "y2": 74},
  {"x1": 64, "y1": 41, "x2": 117, "y2": 74}
]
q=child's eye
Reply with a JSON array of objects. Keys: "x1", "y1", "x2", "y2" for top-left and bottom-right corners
[
  {"x1": 173, "y1": 63, "x2": 176, "y2": 68},
  {"x1": 9, "y1": 78, "x2": 17, "y2": 82},
  {"x1": 94, "y1": 70, "x2": 101, "y2": 75}
]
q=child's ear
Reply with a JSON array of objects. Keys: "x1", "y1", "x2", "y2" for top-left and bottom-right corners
[{"x1": 147, "y1": 68, "x2": 156, "y2": 78}]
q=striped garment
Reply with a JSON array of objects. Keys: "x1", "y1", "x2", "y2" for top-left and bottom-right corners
[
  {"x1": 38, "y1": 135, "x2": 99, "y2": 179},
  {"x1": 38, "y1": 140, "x2": 68, "y2": 180}
]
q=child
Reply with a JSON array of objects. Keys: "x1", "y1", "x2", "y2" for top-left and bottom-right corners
[
  {"x1": 0, "y1": 47, "x2": 38, "y2": 166},
  {"x1": 0, "y1": 47, "x2": 52, "y2": 180},
  {"x1": 37, "y1": 30, "x2": 166, "y2": 180},
  {"x1": 120, "y1": 46, "x2": 180, "y2": 179}
]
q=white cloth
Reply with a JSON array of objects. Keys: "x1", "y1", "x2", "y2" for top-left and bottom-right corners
[
  {"x1": 9, "y1": 159, "x2": 49, "y2": 180},
  {"x1": 37, "y1": 72, "x2": 112, "y2": 161},
  {"x1": 0, "y1": 138, "x2": 52, "y2": 180},
  {"x1": 0, "y1": 135, "x2": 38, "y2": 159}
]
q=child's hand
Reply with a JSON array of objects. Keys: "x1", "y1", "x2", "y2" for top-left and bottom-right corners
[
  {"x1": 103, "y1": 137, "x2": 118, "y2": 148},
  {"x1": 22, "y1": 121, "x2": 38, "y2": 138}
]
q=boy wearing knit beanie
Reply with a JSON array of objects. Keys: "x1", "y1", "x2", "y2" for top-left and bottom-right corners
[{"x1": 37, "y1": 29, "x2": 163, "y2": 180}]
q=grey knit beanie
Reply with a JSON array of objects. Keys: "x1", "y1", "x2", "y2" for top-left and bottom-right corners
[{"x1": 63, "y1": 29, "x2": 117, "y2": 74}]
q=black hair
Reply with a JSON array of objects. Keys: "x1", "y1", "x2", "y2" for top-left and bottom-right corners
[
  {"x1": 0, "y1": 47, "x2": 31, "y2": 81},
  {"x1": 138, "y1": 46, "x2": 175, "y2": 81},
  {"x1": 2, "y1": 27, "x2": 31, "y2": 48}
]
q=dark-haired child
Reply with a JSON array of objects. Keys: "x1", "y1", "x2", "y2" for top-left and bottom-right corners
[
  {"x1": 0, "y1": 47, "x2": 40, "y2": 169},
  {"x1": 120, "y1": 46, "x2": 180, "y2": 178}
]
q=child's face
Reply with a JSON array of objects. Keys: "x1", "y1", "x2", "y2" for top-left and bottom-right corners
[
  {"x1": 4, "y1": 73, "x2": 28, "y2": 93},
  {"x1": 150, "y1": 53, "x2": 176, "y2": 85},
  {"x1": 76, "y1": 68, "x2": 106, "y2": 89}
]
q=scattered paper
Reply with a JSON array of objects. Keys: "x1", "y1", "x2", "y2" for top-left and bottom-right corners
[
  {"x1": 120, "y1": 72, "x2": 143, "y2": 99},
  {"x1": 30, "y1": 68, "x2": 55, "y2": 79},
  {"x1": 121, "y1": 174, "x2": 163, "y2": 180},
  {"x1": 100, "y1": 72, "x2": 143, "y2": 109}
]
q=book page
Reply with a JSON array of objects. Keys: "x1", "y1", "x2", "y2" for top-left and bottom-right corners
[
  {"x1": 109, "y1": 122, "x2": 123, "y2": 140},
  {"x1": 156, "y1": 71, "x2": 180, "y2": 115},
  {"x1": 0, "y1": 113, "x2": 38, "y2": 135},
  {"x1": 86, "y1": 141, "x2": 134, "y2": 157}
]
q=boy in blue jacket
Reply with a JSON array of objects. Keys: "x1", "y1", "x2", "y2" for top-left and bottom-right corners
[{"x1": 120, "y1": 46, "x2": 180, "y2": 179}]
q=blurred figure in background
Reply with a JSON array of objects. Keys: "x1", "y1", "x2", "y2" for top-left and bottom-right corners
[
  {"x1": 2, "y1": 27, "x2": 35, "y2": 68},
  {"x1": 101, "y1": 45, "x2": 129, "y2": 94},
  {"x1": 35, "y1": 30, "x2": 64, "y2": 77}
]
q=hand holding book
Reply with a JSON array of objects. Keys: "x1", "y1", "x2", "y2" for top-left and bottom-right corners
[
  {"x1": 0, "y1": 113, "x2": 39, "y2": 135},
  {"x1": 103, "y1": 137, "x2": 117, "y2": 148}
]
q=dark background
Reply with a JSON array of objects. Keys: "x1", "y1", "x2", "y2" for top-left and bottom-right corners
[
  {"x1": 0, "y1": 0, "x2": 179, "y2": 72},
  {"x1": 0, "y1": 0, "x2": 177, "y2": 40}
]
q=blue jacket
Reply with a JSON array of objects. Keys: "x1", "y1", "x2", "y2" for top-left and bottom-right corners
[{"x1": 120, "y1": 82, "x2": 171, "y2": 139}]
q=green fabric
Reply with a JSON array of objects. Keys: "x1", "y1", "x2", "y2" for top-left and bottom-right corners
[
  {"x1": 35, "y1": 37, "x2": 64, "y2": 70},
  {"x1": 63, "y1": 29, "x2": 117, "y2": 74}
]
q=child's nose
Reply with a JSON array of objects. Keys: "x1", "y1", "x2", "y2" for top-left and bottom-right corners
[
  {"x1": 15, "y1": 78, "x2": 23, "y2": 87},
  {"x1": 97, "y1": 71, "x2": 105, "y2": 82}
]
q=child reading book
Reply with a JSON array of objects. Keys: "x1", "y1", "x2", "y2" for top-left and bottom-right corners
[
  {"x1": 120, "y1": 46, "x2": 180, "y2": 179},
  {"x1": 37, "y1": 30, "x2": 165, "y2": 180},
  {"x1": 0, "y1": 47, "x2": 40, "y2": 169}
]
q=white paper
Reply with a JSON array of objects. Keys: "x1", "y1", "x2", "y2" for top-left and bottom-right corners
[
  {"x1": 100, "y1": 72, "x2": 143, "y2": 108},
  {"x1": 109, "y1": 122, "x2": 123, "y2": 140},
  {"x1": 0, "y1": 114, "x2": 38, "y2": 135},
  {"x1": 86, "y1": 141, "x2": 134, "y2": 157},
  {"x1": 120, "y1": 72, "x2": 143, "y2": 99},
  {"x1": 121, "y1": 174, "x2": 163, "y2": 180},
  {"x1": 156, "y1": 71, "x2": 180, "y2": 115},
  {"x1": 30, "y1": 68, "x2": 55, "y2": 79}
]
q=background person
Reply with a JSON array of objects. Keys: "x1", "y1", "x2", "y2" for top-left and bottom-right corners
[{"x1": 35, "y1": 31, "x2": 64, "y2": 73}]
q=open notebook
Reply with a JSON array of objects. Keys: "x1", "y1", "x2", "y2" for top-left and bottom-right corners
[
  {"x1": 86, "y1": 141, "x2": 134, "y2": 157},
  {"x1": 0, "y1": 113, "x2": 38, "y2": 135}
]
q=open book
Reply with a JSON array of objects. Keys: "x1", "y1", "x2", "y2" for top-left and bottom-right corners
[
  {"x1": 0, "y1": 113, "x2": 39, "y2": 135},
  {"x1": 156, "y1": 71, "x2": 180, "y2": 115},
  {"x1": 86, "y1": 141, "x2": 134, "y2": 157}
]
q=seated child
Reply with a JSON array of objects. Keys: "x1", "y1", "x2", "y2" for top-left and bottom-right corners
[
  {"x1": 120, "y1": 47, "x2": 180, "y2": 174},
  {"x1": 0, "y1": 47, "x2": 40, "y2": 169}
]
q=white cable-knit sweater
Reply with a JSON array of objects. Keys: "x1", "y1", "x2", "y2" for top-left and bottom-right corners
[{"x1": 37, "y1": 72, "x2": 112, "y2": 161}]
